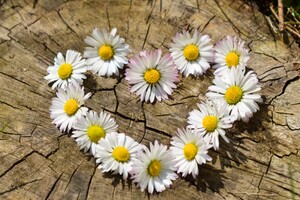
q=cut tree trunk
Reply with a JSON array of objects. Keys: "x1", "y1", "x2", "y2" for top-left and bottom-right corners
[{"x1": 0, "y1": 0, "x2": 299, "y2": 199}]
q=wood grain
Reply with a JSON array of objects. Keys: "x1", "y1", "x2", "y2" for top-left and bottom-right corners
[{"x1": 0, "y1": 0, "x2": 299, "y2": 199}]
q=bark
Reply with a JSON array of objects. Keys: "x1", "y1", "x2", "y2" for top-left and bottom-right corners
[{"x1": 0, "y1": 0, "x2": 299, "y2": 199}]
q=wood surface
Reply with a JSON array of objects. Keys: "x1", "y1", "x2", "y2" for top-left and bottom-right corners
[{"x1": 0, "y1": 0, "x2": 299, "y2": 199}]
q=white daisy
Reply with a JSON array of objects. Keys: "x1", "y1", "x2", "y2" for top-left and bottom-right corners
[
  {"x1": 206, "y1": 67, "x2": 262, "y2": 123},
  {"x1": 131, "y1": 140, "x2": 178, "y2": 194},
  {"x1": 83, "y1": 27, "x2": 130, "y2": 77},
  {"x1": 170, "y1": 128, "x2": 212, "y2": 178},
  {"x1": 169, "y1": 29, "x2": 213, "y2": 77},
  {"x1": 125, "y1": 49, "x2": 179, "y2": 103},
  {"x1": 95, "y1": 132, "x2": 141, "y2": 179},
  {"x1": 50, "y1": 83, "x2": 91, "y2": 132},
  {"x1": 72, "y1": 110, "x2": 118, "y2": 155},
  {"x1": 187, "y1": 100, "x2": 235, "y2": 150},
  {"x1": 45, "y1": 50, "x2": 87, "y2": 90},
  {"x1": 213, "y1": 36, "x2": 249, "y2": 76}
]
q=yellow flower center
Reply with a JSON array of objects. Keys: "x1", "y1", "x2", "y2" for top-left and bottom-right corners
[
  {"x1": 144, "y1": 69, "x2": 161, "y2": 84},
  {"x1": 202, "y1": 115, "x2": 218, "y2": 132},
  {"x1": 112, "y1": 146, "x2": 130, "y2": 162},
  {"x1": 183, "y1": 44, "x2": 199, "y2": 61},
  {"x1": 148, "y1": 160, "x2": 161, "y2": 177},
  {"x1": 64, "y1": 99, "x2": 79, "y2": 116},
  {"x1": 225, "y1": 52, "x2": 240, "y2": 67},
  {"x1": 183, "y1": 143, "x2": 198, "y2": 161},
  {"x1": 58, "y1": 63, "x2": 73, "y2": 79},
  {"x1": 225, "y1": 86, "x2": 243, "y2": 105},
  {"x1": 98, "y1": 45, "x2": 114, "y2": 61},
  {"x1": 87, "y1": 125, "x2": 106, "y2": 143}
]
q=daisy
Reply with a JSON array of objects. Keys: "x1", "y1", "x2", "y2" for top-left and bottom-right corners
[
  {"x1": 95, "y1": 132, "x2": 140, "y2": 179},
  {"x1": 50, "y1": 83, "x2": 91, "y2": 132},
  {"x1": 169, "y1": 29, "x2": 213, "y2": 77},
  {"x1": 187, "y1": 100, "x2": 235, "y2": 150},
  {"x1": 170, "y1": 128, "x2": 212, "y2": 178},
  {"x1": 131, "y1": 140, "x2": 178, "y2": 194},
  {"x1": 213, "y1": 36, "x2": 249, "y2": 76},
  {"x1": 72, "y1": 110, "x2": 118, "y2": 155},
  {"x1": 45, "y1": 50, "x2": 87, "y2": 90},
  {"x1": 83, "y1": 27, "x2": 130, "y2": 77},
  {"x1": 125, "y1": 49, "x2": 179, "y2": 103},
  {"x1": 206, "y1": 67, "x2": 262, "y2": 123}
]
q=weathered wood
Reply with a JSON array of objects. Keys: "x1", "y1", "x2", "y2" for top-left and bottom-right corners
[{"x1": 0, "y1": 0, "x2": 299, "y2": 199}]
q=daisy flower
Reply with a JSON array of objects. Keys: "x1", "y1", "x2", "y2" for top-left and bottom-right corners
[
  {"x1": 206, "y1": 67, "x2": 262, "y2": 123},
  {"x1": 187, "y1": 100, "x2": 235, "y2": 150},
  {"x1": 95, "y1": 132, "x2": 140, "y2": 179},
  {"x1": 213, "y1": 36, "x2": 249, "y2": 76},
  {"x1": 169, "y1": 29, "x2": 213, "y2": 77},
  {"x1": 125, "y1": 49, "x2": 179, "y2": 103},
  {"x1": 72, "y1": 110, "x2": 118, "y2": 155},
  {"x1": 170, "y1": 128, "x2": 212, "y2": 178},
  {"x1": 45, "y1": 50, "x2": 87, "y2": 90},
  {"x1": 83, "y1": 27, "x2": 130, "y2": 77},
  {"x1": 131, "y1": 141, "x2": 178, "y2": 194},
  {"x1": 50, "y1": 83, "x2": 91, "y2": 132}
]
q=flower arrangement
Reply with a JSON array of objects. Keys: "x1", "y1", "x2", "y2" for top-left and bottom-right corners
[{"x1": 44, "y1": 27, "x2": 262, "y2": 194}]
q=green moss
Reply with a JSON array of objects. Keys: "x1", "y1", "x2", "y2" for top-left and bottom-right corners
[{"x1": 0, "y1": 123, "x2": 9, "y2": 133}]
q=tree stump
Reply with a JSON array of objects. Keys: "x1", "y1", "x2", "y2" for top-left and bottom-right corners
[{"x1": 0, "y1": 0, "x2": 299, "y2": 199}]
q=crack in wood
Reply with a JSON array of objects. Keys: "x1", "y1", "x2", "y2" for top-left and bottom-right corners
[
  {"x1": 85, "y1": 167, "x2": 97, "y2": 200},
  {"x1": 269, "y1": 76, "x2": 299, "y2": 104},
  {"x1": 129, "y1": 0, "x2": 133, "y2": 10},
  {"x1": 252, "y1": 51, "x2": 285, "y2": 63},
  {"x1": 214, "y1": 0, "x2": 249, "y2": 38},
  {"x1": 196, "y1": 0, "x2": 199, "y2": 11},
  {"x1": 200, "y1": 15, "x2": 216, "y2": 32},
  {"x1": 0, "y1": 150, "x2": 34, "y2": 179},
  {"x1": 45, "y1": 134, "x2": 66, "y2": 160},
  {"x1": 7, "y1": 36, "x2": 53, "y2": 63},
  {"x1": 0, "y1": 178, "x2": 42, "y2": 196},
  {"x1": 31, "y1": 36, "x2": 57, "y2": 56},
  {"x1": 113, "y1": 88, "x2": 119, "y2": 113},
  {"x1": 56, "y1": 10, "x2": 80, "y2": 39},
  {"x1": 146, "y1": 7, "x2": 154, "y2": 24},
  {"x1": 106, "y1": 6, "x2": 111, "y2": 30},
  {"x1": 0, "y1": 71, "x2": 30, "y2": 87},
  {"x1": 139, "y1": 102, "x2": 147, "y2": 143},
  {"x1": 115, "y1": 111, "x2": 145, "y2": 123},
  {"x1": 272, "y1": 170, "x2": 300, "y2": 184},
  {"x1": 273, "y1": 150, "x2": 299, "y2": 159},
  {"x1": 32, "y1": 0, "x2": 38, "y2": 9},
  {"x1": 64, "y1": 164, "x2": 81, "y2": 192},
  {"x1": 0, "y1": 100, "x2": 20, "y2": 110},
  {"x1": 145, "y1": 126, "x2": 172, "y2": 138},
  {"x1": 142, "y1": 24, "x2": 151, "y2": 50},
  {"x1": 258, "y1": 64, "x2": 285, "y2": 79},
  {"x1": 45, "y1": 173, "x2": 62, "y2": 200},
  {"x1": 112, "y1": 184, "x2": 116, "y2": 200},
  {"x1": 257, "y1": 154, "x2": 273, "y2": 192}
]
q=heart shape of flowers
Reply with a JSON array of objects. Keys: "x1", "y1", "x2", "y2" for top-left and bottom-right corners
[{"x1": 44, "y1": 27, "x2": 262, "y2": 194}]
